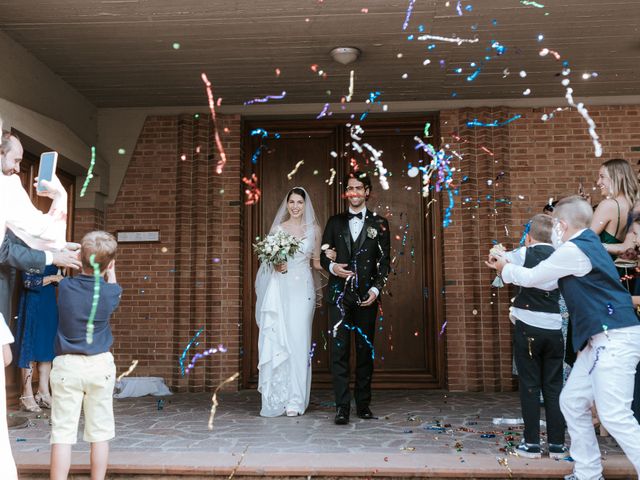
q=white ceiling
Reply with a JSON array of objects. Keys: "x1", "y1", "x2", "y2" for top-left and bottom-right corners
[{"x1": 0, "y1": 0, "x2": 638, "y2": 107}]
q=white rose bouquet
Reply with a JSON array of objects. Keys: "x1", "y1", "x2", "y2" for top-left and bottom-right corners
[{"x1": 253, "y1": 230, "x2": 303, "y2": 270}]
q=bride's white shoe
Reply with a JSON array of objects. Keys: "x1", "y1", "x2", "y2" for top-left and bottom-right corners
[{"x1": 286, "y1": 410, "x2": 300, "y2": 417}]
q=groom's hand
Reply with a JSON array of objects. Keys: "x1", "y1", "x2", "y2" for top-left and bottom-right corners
[
  {"x1": 332, "y1": 263, "x2": 353, "y2": 279},
  {"x1": 359, "y1": 290, "x2": 377, "y2": 307}
]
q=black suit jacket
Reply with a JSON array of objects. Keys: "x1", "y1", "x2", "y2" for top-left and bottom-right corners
[
  {"x1": 0, "y1": 230, "x2": 47, "y2": 321},
  {"x1": 321, "y1": 209, "x2": 390, "y2": 304}
]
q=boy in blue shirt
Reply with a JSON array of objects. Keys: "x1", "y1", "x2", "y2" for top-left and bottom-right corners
[
  {"x1": 488, "y1": 196, "x2": 640, "y2": 480},
  {"x1": 50, "y1": 231, "x2": 122, "y2": 480}
]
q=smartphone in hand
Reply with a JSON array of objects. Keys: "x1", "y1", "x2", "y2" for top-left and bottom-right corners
[{"x1": 37, "y1": 151, "x2": 58, "y2": 192}]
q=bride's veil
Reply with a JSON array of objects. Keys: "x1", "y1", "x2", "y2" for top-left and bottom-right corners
[{"x1": 255, "y1": 187, "x2": 326, "y2": 324}]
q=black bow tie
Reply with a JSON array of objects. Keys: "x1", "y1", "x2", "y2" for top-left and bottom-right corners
[{"x1": 347, "y1": 211, "x2": 363, "y2": 220}]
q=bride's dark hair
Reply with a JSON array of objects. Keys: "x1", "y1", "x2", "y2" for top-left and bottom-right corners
[{"x1": 287, "y1": 187, "x2": 307, "y2": 202}]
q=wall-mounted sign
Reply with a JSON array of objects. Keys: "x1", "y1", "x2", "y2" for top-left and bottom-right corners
[{"x1": 116, "y1": 231, "x2": 160, "y2": 243}]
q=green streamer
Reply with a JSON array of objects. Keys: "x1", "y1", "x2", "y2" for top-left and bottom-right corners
[
  {"x1": 80, "y1": 146, "x2": 96, "y2": 197},
  {"x1": 86, "y1": 253, "x2": 101, "y2": 344}
]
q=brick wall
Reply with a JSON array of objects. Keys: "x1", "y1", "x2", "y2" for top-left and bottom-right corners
[
  {"x1": 102, "y1": 105, "x2": 640, "y2": 392},
  {"x1": 441, "y1": 104, "x2": 640, "y2": 391},
  {"x1": 103, "y1": 114, "x2": 242, "y2": 391},
  {"x1": 73, "y1": 208, "x2": 105, "y2": 242}
]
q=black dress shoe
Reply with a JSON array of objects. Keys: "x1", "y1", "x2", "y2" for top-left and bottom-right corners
[
  {"x1": 334, "y1": 406, "x2": 350, "y2": 425},
  {"x1": 357, "y1": 406, "x2": 374, "y2": 419}
]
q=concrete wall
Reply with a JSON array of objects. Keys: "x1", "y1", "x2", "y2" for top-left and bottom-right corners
[{"x1": 0, "y1": 30, "x2": 111, "y2": 209}]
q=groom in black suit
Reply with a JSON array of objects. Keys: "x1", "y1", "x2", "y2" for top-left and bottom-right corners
[{"x1": 321, "y1": 173, "x2": 390, "y2": 425}]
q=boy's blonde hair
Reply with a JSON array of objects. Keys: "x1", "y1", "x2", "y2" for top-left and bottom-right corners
[
  {"x1": 554, "y1": 195, "x2": 593, "y2": 229},
  {"x1": 81, "y1": 231, "x2": 117, "y2": 272},
  {"x1": 528, "y1": 214, "x2": 554, "y2": 243}
]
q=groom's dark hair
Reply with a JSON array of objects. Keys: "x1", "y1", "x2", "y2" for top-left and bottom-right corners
[{"x1": 346, "y1": 171, "x2": 372, "y2": 200}]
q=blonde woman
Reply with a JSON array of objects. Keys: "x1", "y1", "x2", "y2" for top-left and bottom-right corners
[{"x1": 591, "y1": 158, "x2": 640, "y2": 253}]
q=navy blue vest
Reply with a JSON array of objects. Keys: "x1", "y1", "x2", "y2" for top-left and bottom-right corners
[
  {"x1": 558, "y1": 229, "x2": 639, "y2": 351},
  {"x1": 513, "y1": 245, "x2": 560, "y2": 314}
]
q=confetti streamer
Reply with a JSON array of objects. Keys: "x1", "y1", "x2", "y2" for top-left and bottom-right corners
[
  {"x1": 480, "y1": 146, "x2": 494, "y2": 156},
  {"x1": 201, "y1": 73, "x2": 228, "y2": 174},
  {"x1": 242, "y1": 174, "x2": 261, "y2": 205},
  {"x1": 307, "y1": 341, "x2": 317, "y2": 367},
  {"x1": 496, "y1": 457, "x2": 513, "y2": 477},
  {"x1": 360, "y1": 91, "x2": 382, "y2": 121},
  {"x1": 208, "y1": 372, "x2": 240, "y2": 430},
  {"x1": 228, "y1": 445, "x2": 249, "y2": 480},
  {"x1": 423, "y1": 122, "x2": 431, "y2": 137},
  {"x1": 179, "y1": 328, "x2": 204, "y2": 376},
  {"x1": 185, "y1": 344, "x2": 228, "y2": 375},
  {"x1": 588, "y1": 346, "x2": 605, "y2": 375},
  {"x1": 86, "y1": 253, "x2": 101, "y2": 344},
  {"x1": 520, "y1": 0, "x2": 544, "y2": 7},
  {"x1": 466, "y1": 115, "x2": 522, "y2": 128},
  {"x1": 116, "y1": 360, "x2": 139, "y2": 382},
  {"x1": 519, "y1": 222, "x2": 531, "y2": 246},
  {"x1": 466, "y1": 67, "x2": 482, "y2": 82},
  {"x1": 564, "y1": 87, "x2": 602, "y2": 157},
  {"x1": 539, "y1": 48, "x2": 561, "y2": 60},
  {"x1": 416, "y1": 34, "x2": 479, "y2": 45},
  {"x1": 439, "y1": 320, "x2": 448, "y2": 337},
  {"x1": 346, "y1": 70, "x2": 355, "y2": 102},
  {"x1": 456, "y1": 0, "x2": 463, "y2": 15},
  {"x1": 80, "y1": 146, "x2": 97, "y2": 198},
  {"x1": 326, "y1": 168, "x2": 337, "y2": 185},
  {"x1": 243, "y1": 91, "x2": 287, "y2": 105},
  {"x1": 316, "y1": 103, "x2": 331, "y2": 119},
  {"x1": 402, "y1": 0, "x2": 416, "y2": 30},
  {"x1": 287, "y1": 160, "x2": 305, "y2": 180}
]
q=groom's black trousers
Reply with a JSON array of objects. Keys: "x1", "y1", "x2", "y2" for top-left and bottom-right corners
[{"x1": 329, "y1": 291, "x2": 378, "y2": 409}]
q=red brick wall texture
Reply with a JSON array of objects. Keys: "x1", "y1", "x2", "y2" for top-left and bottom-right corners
[{"x1": 101, "y1": 106, "x2": 640, "y2": 392}]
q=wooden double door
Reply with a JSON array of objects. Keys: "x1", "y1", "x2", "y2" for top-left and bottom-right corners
[{"x1": 242, "y1": 116, "x2": 445, "y2": 389}]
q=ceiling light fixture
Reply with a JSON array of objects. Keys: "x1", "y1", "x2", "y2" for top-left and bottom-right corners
[{"x1": 330, "y1": 47, "x2": 361, "y2": 65}]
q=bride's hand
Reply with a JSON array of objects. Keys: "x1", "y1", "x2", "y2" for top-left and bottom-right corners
[
  {"x1": 274, "y1": 262, "x2": 287, "y2": 273},
  {"x1": 324, "y1": 248, "x2": 337, "y2": 261}
]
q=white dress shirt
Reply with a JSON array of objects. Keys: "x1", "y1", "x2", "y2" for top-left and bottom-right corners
[
  {"x1": 348, "y1": 207, "x2": 366, "y2": 241},
  {"x1": 502, "y1": 230, "x2": 592, "y2": 289},
  {"x1": 329, "y1": 207, "x2": 379, "y2": 298},
  {"x1": 504, "y1": 244, "x2": 563, "y2": 330},
  {"x1": 0, "y1": 174, "x2": 67, "y2": 251}
]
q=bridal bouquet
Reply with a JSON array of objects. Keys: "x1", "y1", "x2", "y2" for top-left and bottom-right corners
[{"x1": 253, "y1": 230, "x2": 303, "y2": 267}]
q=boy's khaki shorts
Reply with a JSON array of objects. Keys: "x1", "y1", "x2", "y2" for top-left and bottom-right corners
[{"x1": 50, "y1": 352, "x2": 116, "y2": 444}]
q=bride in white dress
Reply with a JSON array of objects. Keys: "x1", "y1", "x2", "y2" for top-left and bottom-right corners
[{"x1": 255, "y1": 187, "x2": 324, "y2": 417}]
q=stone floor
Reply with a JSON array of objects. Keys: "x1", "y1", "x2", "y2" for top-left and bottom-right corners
[{"x1": 9, "y1": 389, "x2": 623, "y2": 457}]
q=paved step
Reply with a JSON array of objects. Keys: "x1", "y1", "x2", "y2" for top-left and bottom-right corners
[{"x1": 15, "y1": 451, "x2": 636, "y2": 479}]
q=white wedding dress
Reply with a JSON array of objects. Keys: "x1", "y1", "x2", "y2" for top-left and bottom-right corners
[{"x1": 257, "y1": 228, "x2": 315, "y2": 417}]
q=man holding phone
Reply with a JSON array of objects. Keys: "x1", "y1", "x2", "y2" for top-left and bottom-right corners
[{"x1": 0, "y1": 132, "x2": 81, "y2": 331}]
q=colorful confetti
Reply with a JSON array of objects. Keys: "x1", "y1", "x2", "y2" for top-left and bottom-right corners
[
  {"x1": 416, "y1": 34, "x2": 479, "y2": 45},
  {"x1": 466, "y1": 115, "x2": 522, "y2": 128},
  {"x1": 243, "y1": 90, "x2": 287, "y2": 106},
  {"x1": 116, "y1": 359, "x2": 139, "y2": 382},
  {"x1": 346, "y1": 70, "x2": 355, "y2": 102},
  {"x1": 207, "y1": 372, "x2": 240, "y2": 430},
  {"x1": 242, "y1": 173, "x2": 261, "y2": 205},
  {"x1": 185, "y1": 344, "x2": 228, "y2": 375},
  {"x1": 201, "y1": 73, "x2": 228, "y2": 174},
  {"x1": 316, "y1": 103, "x2": 331, "y2": 119},
  {"x1": 79, "y1": 146, "x2": 97, "y2": 198},
  {"x1": 179, "y1": 327, "x2": 204, "y2": 376},
  {"x1": 520, "y1": 0, "x2": 544, "y2": 7},
  {"x1": 287, "y1": 160, "x2": 305, "y2": 180},
  {"x1": 85, "y1": 253, "x2": 101, "y2": 345},
  {"x1": 326, "y1": 168, "x2": 337, "y2": 185},
  {"x1": 402, "y1": 0, "x2": 416, "y2": 30}
]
